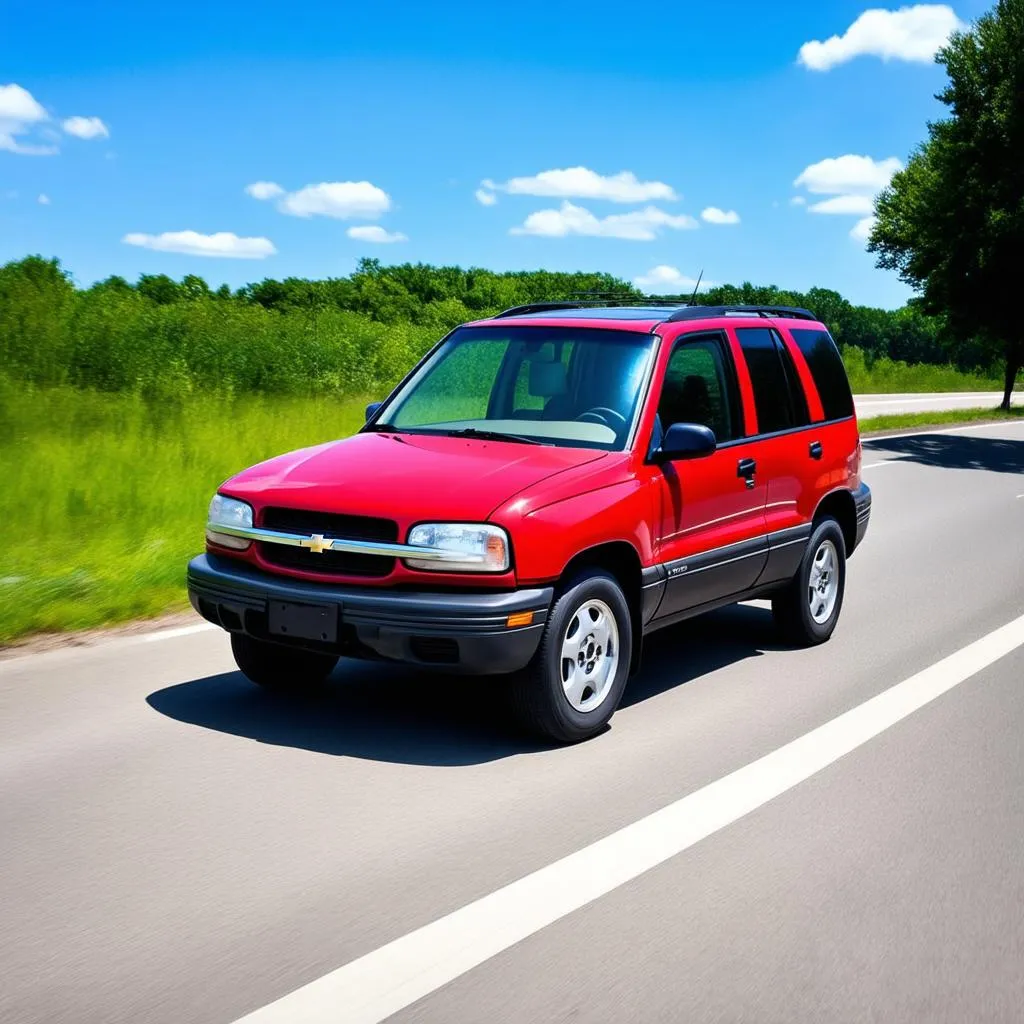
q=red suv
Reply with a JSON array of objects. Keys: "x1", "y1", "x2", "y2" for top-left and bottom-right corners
[{"x1": 188, "y1": 301, "x2": 871, "y2": 742}]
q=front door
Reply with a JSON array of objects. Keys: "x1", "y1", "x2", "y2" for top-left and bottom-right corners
[{"x1": 650, "y1": 331, "x2": 768, "y2": 621}]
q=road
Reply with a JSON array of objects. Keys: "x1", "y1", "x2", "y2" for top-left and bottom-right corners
[
  {"x1": 2, "y1": 420, "x2": 1024, "y2": 1024},
  {"x1": 854, "y1": 390, "x2": 1022, "y2": 417}
]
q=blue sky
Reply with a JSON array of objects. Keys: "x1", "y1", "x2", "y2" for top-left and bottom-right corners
[{"x1": 0, "y1": 0, "x2": 992, "y2": 308}]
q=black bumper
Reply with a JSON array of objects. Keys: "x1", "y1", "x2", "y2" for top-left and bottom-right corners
[
  {"x1": 853, "y1": 481, "x2": 872, "y2": 551},
  {"x1": 187, "y1": 554, "x2": 552, "y2": 675}
]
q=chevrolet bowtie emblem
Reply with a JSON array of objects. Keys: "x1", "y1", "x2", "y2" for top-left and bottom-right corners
[{"x1": 303, "y1": 533, "x2": 329, "y2": 554}]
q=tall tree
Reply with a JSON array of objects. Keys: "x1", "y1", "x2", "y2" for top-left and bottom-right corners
[{"x1": 869, "y1": 0, "x2": 1024, "y2": 409}]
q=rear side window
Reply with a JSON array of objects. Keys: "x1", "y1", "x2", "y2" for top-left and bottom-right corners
[
  {"x1": 735, "y1": 327, "x2": 808, "y2": 435},
  {"x1": 788, "y1": 328, "x2": 855, "y2": 420}
]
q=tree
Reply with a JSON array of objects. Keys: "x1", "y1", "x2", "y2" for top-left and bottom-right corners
[{"x1": 869, "y1": 0, "x2": 1024, "y2": 409}]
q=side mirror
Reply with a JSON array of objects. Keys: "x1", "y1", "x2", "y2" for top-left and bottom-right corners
[
  {"x1": 655, "y1": 422, "x2": 716, "y2": 461},
  {"x1": 365, "y1": 401, "x2": 383, "y2": 422}
]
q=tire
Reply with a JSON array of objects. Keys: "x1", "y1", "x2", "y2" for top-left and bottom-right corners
[
  {"x1": 772, "y1": 516, "x2": 847, "y2": 646},
  {"x1": 511, "y1": 569, "x2": 633, "y2": 744},
  {"x1": 230, "y1": 633, "x2": 338, "y2": 692}
]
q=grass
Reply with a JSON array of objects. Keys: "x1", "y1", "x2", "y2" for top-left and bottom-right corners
[
  {"x1": 1, "y1": 380, "x2": 1021, "y2": 646},
  {"x1": 858, "y1": 406, "x2": 1024, "y2": 433},
  {"x1": 0, "y1": 382, "x2": 369, "y2": 644}
]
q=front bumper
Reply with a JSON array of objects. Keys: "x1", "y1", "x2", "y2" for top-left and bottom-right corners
[
  {"x1": 187, "y1": 554, "x2": 552, "y2": 675},
  {"x1": 853, "y1": 481, "x2": 872, "y2": 551}
]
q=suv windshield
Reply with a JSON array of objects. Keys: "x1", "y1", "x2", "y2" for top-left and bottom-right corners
[{"x1": 371, "y1": 326, "x2": 656, "y2": 450}]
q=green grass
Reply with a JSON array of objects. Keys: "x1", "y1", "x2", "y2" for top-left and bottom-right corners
[
  {"x1": 858, "y1": 406, "x2": 1024, "y2": 433},
  {"x1": 0, "y1": 381, "x2": 369, "y2": 644},
  {"x1": 839, "y1": 347, "x2": 1006, "y2": 393}
]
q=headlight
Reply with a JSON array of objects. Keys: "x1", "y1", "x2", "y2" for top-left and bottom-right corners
[
  {"x1": 405, "y1": 523, "x2": 510, "y2": 573},
  {"x1": 206, "y1": 494, "x2": 254, "y2": 551}
]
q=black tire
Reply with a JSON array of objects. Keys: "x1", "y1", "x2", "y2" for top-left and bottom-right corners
[
  {"x1": 230, "y1": 633, "x2": 338, "y2": 692},
  {"x1": 772, "y1": 516, "x2": 847, "y2": 646},
  {"x1": 511, "y1": 569, "x2": 633, "y2": 744}
]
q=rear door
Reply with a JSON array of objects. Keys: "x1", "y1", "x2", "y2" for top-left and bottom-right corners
[
  {"x1": 729, "y1": 325, "x2": 816, "y2": 585},
  {"x1": 648, "y1": 330, "x2": 768, "y2": 621}
]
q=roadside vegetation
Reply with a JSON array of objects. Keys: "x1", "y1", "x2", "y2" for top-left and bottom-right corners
[{"x1": 858, "y1": 406, "x2": 1024, "y2": 433}]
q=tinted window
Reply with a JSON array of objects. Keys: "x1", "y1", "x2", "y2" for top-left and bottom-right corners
[
  {"x1": 736, "y1": 327, "x2": 797, "y2": 434},
  {"x1": 789, "y1": 328, "x2": 855, "y2": 420},
  {"x1": 773, "y1": 331, "x2": 810, "y2": 427},
  {"x1": 659, "y1": 335, "x2": 739, "y2": 442}
]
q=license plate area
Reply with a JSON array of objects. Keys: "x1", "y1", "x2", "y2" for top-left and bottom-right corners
[{"x1": 268, "y1": 600, "x2": 338, "y2": 643}]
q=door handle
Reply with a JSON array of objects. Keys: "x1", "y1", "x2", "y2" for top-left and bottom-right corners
[
  {"x1": 809, "y1": 441, "x2": 823, "y2": 460},
  {"x1": 737, "y1": 457, "x2": 757, "y2": 489}
]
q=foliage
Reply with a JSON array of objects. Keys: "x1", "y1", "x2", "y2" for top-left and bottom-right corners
[
  {"x1": 0, "y1": 255, "x2": 1005, "y2": 404},
  {"x1": 858, "y1": 406, "x2": 1023, "y2": 433},
  {"x1": 869, "y1": 0, "x2": 1024, "y2": 408}
]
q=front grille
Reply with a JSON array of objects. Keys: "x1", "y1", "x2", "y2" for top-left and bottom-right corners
[{"x1": 258, "y1": 507, "x2": 398, "y2": 577}]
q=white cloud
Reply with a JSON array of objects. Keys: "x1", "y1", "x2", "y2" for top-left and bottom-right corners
[
  {"x1": 278, "y1": 181, "x2": 390, "y2": 219},
  {"x1": 62, "y1": 115, "x2": 109, "y2": 140},
  {"x1": 245, "y1": 181, "x2": 285, "y2": 200},
  {"x1": 474, "y1": 188, "x2": 497, "y2": 206},
  {"x1": 0, "y1": 82, "x2": 57, "y2": 155},
  {"x1": 37, "y1": 193, "x2": 50, "y2": 205},
  {"x1": 851, "y1": 216, "x2": 877, "y2": 242},
  {"x1": 794, "y1": 154, "x2": 902, "y2": 195},
  {"x1": 346, "y1": 225, "x2": 408, "y2": 244},
  {"x1": 511, "y1": 201, "x2": 697, "y2": 241},
  {"x1": 701, "y1": 206, "x2": 740, "y2": 225},
  {"x1": 488, "y1": 166, "x2": 678, "y2": 204},
  {"x1": 798, "y1": 4, "x2": 965, "y2": 71},
  {"x1": 809, "y1": 194, "x2": 876, "y2": 215},
  {"x1": 790, "y1": 195, "x2": 807, "y2": 206},
  {"x1": 633, "y1": 265, "x2": 713, "y2": 293},
  {"x1": 122, "y1": 230, "x2": 277, "y2": 259}
]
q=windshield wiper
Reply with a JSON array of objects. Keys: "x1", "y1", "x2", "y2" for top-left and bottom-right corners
[{"x1": 441, "y1": 427, "x2": 547, "y2": 446}]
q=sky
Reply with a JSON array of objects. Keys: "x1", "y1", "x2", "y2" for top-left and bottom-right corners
[{"x1": 0, "y1": 0, "x2": 995, "y2": 309}]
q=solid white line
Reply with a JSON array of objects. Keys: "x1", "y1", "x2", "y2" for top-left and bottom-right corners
[
  {"x1": 862, "y1": 460, "x2": 905, "y2": 470},
  {"x1": 0, "y1": 622, "x2": 215, "y2": 673},
  {"x1": 230, "y1": 613, "x2": 1024, "y2": 1024}
]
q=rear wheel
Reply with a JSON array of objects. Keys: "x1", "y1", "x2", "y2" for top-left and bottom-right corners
[
  {"x1": 230, "y1": 633, "x2": 338, "y2": 691},
  {"x1": 511, "y1": 570, "x2": 632, "y2": 744},
  {"x1": 772, "y1": 517, "x2": 846, "y2": 646}
]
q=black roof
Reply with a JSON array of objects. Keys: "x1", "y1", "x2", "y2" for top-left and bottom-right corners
[{"x1": 492, "y1": 302, "x2": 818, "y2": 323}]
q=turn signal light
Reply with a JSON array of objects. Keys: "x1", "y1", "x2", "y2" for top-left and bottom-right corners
[{"x1": 506, "y1": 611, "x2": 534, "y2": 628}]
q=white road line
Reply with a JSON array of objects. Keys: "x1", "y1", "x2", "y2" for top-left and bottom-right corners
[
  {"x1": 230, "y1": 614, "x2": 1024, "y2": 1024},
  {"x1": 862, "y1": 461, "x2": 905, "y2": 469},
  {"x1": 0, "y1": 622, "x2": 215, "y2": 673}
]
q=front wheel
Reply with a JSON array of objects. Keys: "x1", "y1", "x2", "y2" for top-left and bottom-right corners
[
  {"x1": 230, "y1": 633, "x2": 338, "y2": 692},
  {"x1": 772, "y1": 517, "x2": 847, "y2": 646},
  {"x1": 511, "y1": 570, "x2": 633, "y2": 744}
]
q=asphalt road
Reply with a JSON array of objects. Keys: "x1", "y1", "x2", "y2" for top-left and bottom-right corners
[
  {"x1": 854, "y1": 390, "x2": 1022, "y2": 417},
  {"x1": 2, "y1": 420, "x2": 1024, "y2": 1024}
]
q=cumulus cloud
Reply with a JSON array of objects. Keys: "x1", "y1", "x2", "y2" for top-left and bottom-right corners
[
  {"x1": 0, "y1": 83, "x2": 57, "y2": 155},
  {"x1": 279, "y1": 181, "x2": 391, "y2": 219},
  {"x1": 808, "y1": 194, "x2": 876, "y2": 215},
  {"x1": 798, "y1": 4, "x2": 966, "y2": 71},
  {"x1": 346, "y1": 225, "x2": 408, "y2": 243},
  {"x1": 701, "y1": 206, "x2": 740, "y2": 225},
  {"x1": 633, "y1": 265, "x2": 713, "y2": 293},
  {"x1": 794, "y1": 154, "x2": 903, "y2": 194},
  {"x1": 62, "y1": 115, "x2": 109, "y2": 140},
  {"x1": 851, "y1": 216, "x2": 877, "y2": 242},
  {"x1": 487, "y1": 166, "x2": 678, "y2": 204},
  {"x1": 245, "y1": 181, "x2": 284, "y2": 200},
  {"x1": 37, "y1": 193, "x2": 50, "y2": 205},
  {"x1": 790, "y1": 196, "x2": 807, "y2": 206},
  {"x1": 512, "y1": 201, "x2": 697, "y2": 241},
  {"x1": 474, "y1": 188, "x2": 497, "y2": 206},
  {"x1": 122, "y1": 230, "x2": 277, "y2": 259}
]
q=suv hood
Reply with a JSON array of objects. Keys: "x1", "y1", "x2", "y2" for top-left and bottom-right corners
[{"x1": 223, "y1": 431, "x2": 608, "y2": 523}]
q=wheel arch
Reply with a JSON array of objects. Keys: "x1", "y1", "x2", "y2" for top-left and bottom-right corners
[
  {"x1": 813, "y1": 488, "x2": 857, "y2": 556},
  {"x1": 558, "y1": 541, "x2": 644, "y2": 675}
]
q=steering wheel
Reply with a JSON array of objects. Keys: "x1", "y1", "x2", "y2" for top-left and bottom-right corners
[{"x1": 576, "y1": 407, "x2": 628, "y2": 431}]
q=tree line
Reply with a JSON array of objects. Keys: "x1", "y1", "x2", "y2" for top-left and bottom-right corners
[{"x1": 0, "y1": 254, "x2": 999, "y2": 401}]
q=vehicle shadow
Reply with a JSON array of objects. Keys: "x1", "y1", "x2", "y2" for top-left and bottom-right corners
[
  {"x1": 146, "y1": 604, "x2": 779, "y2": 767},
  {"x1": 863, "y1": 430, "x2": 1024, "y2": 474}
]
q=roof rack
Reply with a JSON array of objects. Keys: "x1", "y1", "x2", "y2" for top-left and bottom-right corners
[
  {"x1": 494, "y1": 292, "x2": 693, "y2": 319},
  {"x1": 492, "y1": 301, "x2": 590, "y2": 318},
  {"x1": 665, "y1": 304, "x2": 816, "y2": 322}
]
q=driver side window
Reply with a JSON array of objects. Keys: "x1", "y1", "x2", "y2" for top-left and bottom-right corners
[{"x1": 658, "y1": 335, "x2": 739, "y2": 443}]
